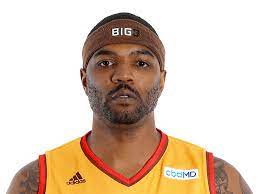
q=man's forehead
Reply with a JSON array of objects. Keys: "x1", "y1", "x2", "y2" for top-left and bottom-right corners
[{"x1": 92, "y1": 43, "x2": 156, "y2": 59}]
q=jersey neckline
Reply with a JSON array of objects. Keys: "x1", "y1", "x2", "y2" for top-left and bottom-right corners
[{"x1": 80, "y1": 128, "x2": 168, "y2": 187}]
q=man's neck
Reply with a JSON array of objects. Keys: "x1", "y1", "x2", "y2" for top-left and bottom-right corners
[{"x1": 86, "y1": 112, "x2": 161, "y2": 177}]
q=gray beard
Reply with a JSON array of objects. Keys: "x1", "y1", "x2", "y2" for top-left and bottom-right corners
[{"x1": 87, "y1": 81, "x2": 160, "y2": 125}]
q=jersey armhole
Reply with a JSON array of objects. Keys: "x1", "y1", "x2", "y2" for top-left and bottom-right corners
[
  {"x1": 38, "y1": 154, "x2": 47, "y2": 194},
  {"x1": 206, "y1": 151, "x2": 216, "y2": 194}
]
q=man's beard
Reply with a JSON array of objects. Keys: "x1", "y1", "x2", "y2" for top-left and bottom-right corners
[{"x1": 87, "y1": 81, "x2": 161, "y2": 125}]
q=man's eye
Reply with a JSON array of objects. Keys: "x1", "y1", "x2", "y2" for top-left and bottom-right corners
[
  {"x1": 97, "y1": 60, "x2": 113, "y2": 67},
  {"x1": 137, "y1": 61, "x2": 149, "y2": 68}
]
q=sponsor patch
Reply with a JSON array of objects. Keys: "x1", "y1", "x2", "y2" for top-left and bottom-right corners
[{"x1": 164, "y1": 167, "x2": 199, "y2": 180}]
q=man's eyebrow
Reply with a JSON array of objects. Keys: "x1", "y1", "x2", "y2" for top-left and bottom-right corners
[
  {"x1": 129, "y1": 49, "x2": 155, "y2": 58},
  {"x1": 92, "y1": 49, "x2": 155, "y2": 58},
  {"x1": 93, "y1": 49, "x2": 117, "y2": 58}
]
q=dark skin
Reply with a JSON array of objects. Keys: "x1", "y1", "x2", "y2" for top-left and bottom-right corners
[{"x1": 7, "y1": 43, "x2": 252, "y2": 194}]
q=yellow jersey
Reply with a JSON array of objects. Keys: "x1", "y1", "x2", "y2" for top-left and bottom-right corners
[{"x1": 37, "y1": 129, "x2": 216, "y2": 194}]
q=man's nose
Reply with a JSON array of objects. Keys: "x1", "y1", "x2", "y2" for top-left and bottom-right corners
[{"x1": 111, "y1": 63, "x2": 134, "y2": 84}]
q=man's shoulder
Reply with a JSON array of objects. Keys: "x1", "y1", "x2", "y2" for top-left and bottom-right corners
[
  {"x1": 6, "y1": 134, "x2": 82, "y2": 194},
  {"x1": 7, "y1": 159, "x2": 39, "y2": 194},
  {"x1": 213, "y1": 156, "x2": 252, "y2": 194}
]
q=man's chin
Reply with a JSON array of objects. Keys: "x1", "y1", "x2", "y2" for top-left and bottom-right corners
[
  {"x1": 102, "y1": 108, "x2": 145, "y2": 125},
  {"x1": 108, "y1": 115, "x2": 141, "y2": 125}
]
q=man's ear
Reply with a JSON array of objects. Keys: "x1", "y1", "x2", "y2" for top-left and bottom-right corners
[
  {"x1": 159, "y1": 70, "x2": 167, "y2": 93},
  {"x1": 80, "y1": 67, "x2": 88, "y2": 95}
]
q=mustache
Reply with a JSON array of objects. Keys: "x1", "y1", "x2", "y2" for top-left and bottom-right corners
[{"x1": 107, "y1": 84, "x2": 141, "y2": 99}]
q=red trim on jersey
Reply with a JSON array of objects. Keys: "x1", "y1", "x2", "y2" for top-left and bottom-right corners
[
  {"x1": 80, "y1": 128, "x2": 168, "y2": 187},
  {"x1": 207, "y1": 152, "x2": 216, "y2": 194},
  {"x1": 37, "y1": 154, "x2": 47, "y2": 194}
]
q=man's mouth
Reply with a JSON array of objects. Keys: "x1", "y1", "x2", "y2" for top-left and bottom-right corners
[{"x1": 111, "y1": 89, "x2": 137, "y2": 100}]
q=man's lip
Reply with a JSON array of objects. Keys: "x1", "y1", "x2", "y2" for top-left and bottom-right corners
[{"x1": 111, "y1": 89, "x2": 137, "y2": 99}]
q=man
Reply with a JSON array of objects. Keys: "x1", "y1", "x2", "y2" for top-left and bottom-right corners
[{"x1": 7, "y1": 12, "x2": 252, "y2": 194}]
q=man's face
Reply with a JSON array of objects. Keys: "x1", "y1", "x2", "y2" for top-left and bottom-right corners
[{"x1": 80, "y1": 43, "x2": 166, "y2": 125}]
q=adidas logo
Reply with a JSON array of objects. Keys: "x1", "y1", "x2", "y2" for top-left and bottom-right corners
[{"x1": 66, "y1": 172, "x2": 86, "y2": 185}]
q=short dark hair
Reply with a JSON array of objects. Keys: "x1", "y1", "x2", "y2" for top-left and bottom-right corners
[{"x1": 88, "y1": 12, "x2": 159, "y2": 37}]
